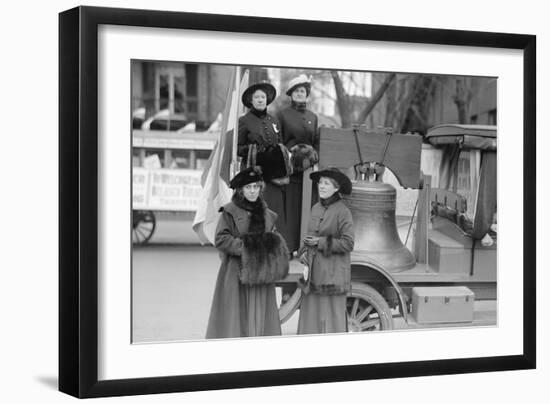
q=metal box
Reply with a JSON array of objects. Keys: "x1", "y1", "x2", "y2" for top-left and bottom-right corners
[
  {"x1": 427, "y1": 230, "x2": 468, "y2": 274},
  {"x1": 411, "y1": 286, "x2": 474, "y2": 324}
]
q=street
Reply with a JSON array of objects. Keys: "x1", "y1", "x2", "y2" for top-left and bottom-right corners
[
  {"x1": 132, "y1": 216, "x2": 496, "y2": 343},
  {"x1": 132, "y1": 215, "x2": 304, "y2": 342},
  {"x1": 132, "y1": 244, "x2": 217, "y2": 342}
]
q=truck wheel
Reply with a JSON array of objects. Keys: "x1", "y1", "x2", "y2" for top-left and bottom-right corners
[
  {"x1": 278, "y1": 287, "x2": 302, "y2": 323},
  {"x1": 347, "y1": 283, "x2": 394, "y2": 331},
  {"x1": 132, "y1": 210, "x2": 156, "y2": 245}
]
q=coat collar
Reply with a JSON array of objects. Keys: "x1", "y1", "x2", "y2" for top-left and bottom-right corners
[
  {"x1": 320, "y1": 193, "x2": 341, "y2": 207},
  {"x1": 221, "y1": 201, "x2": 278, "y2": 235}
]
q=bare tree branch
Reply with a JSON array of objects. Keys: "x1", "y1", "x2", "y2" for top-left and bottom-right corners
[
  {"x1": 397, "y1": 76, "x2": 422, "y2": 131},
  {"x1": 331, "y1": 71, "x2": 352, "y2": 127},
  {"x1": 357, "y1": 73, "x2": 396, "y2": 124}
]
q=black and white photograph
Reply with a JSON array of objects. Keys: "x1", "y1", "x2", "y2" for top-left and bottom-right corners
[
  {"x1": 131, "y1": 61, "x2": 498, "y2": 343},
  {"x1": 4, "y1": 0, "x2": 548, "y2": 403}
]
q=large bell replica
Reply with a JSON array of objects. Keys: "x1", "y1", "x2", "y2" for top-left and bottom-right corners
[
  {"x1": 318, "y1": 125, "x2": 423, "y2": 273},
  {"x1": 343, "y1": 164, "x2": 415, "y2": 272}
]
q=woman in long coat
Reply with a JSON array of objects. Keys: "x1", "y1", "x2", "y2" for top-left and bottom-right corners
[
  {"x1": 297, "y1": 168, "x2": 354, "y2": 334},
  {"x1": 237, "y1": 82, "x2": 292, "y2": 247},
  {"x1": 277, "y1": 75, "x2": 319, "y2": 254},
  {"x1": 206, "y1": 166, "x2": 290, "y2": 339}
]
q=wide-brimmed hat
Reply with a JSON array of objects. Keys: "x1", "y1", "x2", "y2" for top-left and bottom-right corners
[
  {"x1": 310, "y1": 167, "x2": 352, "y2": 195},
  {"x1": 241, "y1": 82, "x2": 277, "y2": 109},
  {"x1": 286, "y1": 74, "x2": 311, "y2": 96},
  {"x1": 229, "y1": 166, "x2": 264, "y2": 189}
]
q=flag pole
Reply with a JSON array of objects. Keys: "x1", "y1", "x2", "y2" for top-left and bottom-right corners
[{"x1": 230, "y1": 66, "x2": 241, "y2": 179}]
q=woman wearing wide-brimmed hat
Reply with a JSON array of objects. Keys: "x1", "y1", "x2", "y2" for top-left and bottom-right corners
[
  {"x1": 276, "y1": 74, "x2": 319, "y2": 254},
  {"x1": 297, "y1": 167, "x2": 354, "y2": 335},
  {"x1": 206, "y1": 166, "x2": 290, "y2": 338},
  {"x1": 237, "y1": 81, "x2": 293, "y2": 250}
]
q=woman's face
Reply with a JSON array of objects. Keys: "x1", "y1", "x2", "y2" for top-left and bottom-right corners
[
  {"x1": 243, "y1": 182, "x2": 261, "y2": 202},
  {"x1": 251, "y1": 90, "x2": 267, "y2": 110},
  {"x1": 318, "y1": 177, "x2": 339, "y2": 199},
  {"x1": 291, "y1": 86, "x2": 308, "y2": 103}
]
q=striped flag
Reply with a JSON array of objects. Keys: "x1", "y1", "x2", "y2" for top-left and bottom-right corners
[{"x1": 192, "y1": 67, "x2": 249, "y2": 244}]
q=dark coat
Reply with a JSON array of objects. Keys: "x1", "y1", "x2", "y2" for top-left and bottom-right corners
[
  {"x1": 307, "y1": 198, "x2": 354, "y2": 294},
  {"x1": 237, "y1": 110, "x2": 288, "y2": 243},
  {"x1": 297, "y1": 196, "x2": 354, "y2": 335},
  {"x1": 277, "y1": 105, "x2": 319, "y2": 151},
  {"x1": 205, "y1": 199, "x2": 289, "y2": 339},
  {"x1": 237, "y1": 111, "x2": 282, "y2": 159},
  {"x1": 277, "y1": 104, "x2": 319, "y2": 252}
]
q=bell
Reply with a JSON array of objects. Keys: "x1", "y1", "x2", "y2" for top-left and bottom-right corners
[{"x1": 343, "y1": 180, "x2": 415, "y2": 272}]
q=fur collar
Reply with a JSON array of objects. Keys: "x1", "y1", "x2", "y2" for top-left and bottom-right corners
[
  {"x1": 231, "y1": 194, "x2": 265, "y2": 233},
  {"x1": 291, "y1": 100, "x2": 307, "y2": 111},
  {"x1": 250, "y1": 107, "x2": 267, "y2": 118},
  {"x1": 320, "y1": 193, "x2": 341, "y2": 207}
]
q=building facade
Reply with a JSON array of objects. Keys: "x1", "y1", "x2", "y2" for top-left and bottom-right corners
[{"x1": 131, "y1": 61, "x2": 234, "y2": 130}]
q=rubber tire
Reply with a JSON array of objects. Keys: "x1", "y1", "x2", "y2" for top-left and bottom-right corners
[
  {"x1": 278, "y1": 287, "x2": 302, "y2": 323},
  {"x1": 347, "y1": 282, "x2": 394, "y2": 331},
  {"x1": 132, "y1": 210, "x2": 156, "y2": 245}
]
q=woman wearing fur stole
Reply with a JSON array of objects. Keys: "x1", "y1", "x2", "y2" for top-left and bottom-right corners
[
  {"x1": 206, "y1": 166, "x2": 290, "y2": 339},
  {"x1": 276, "y1": 74, "x2": 319, "y2": 254},
  {"x1": 297, "y1": 168, "x2": 354, "y2": 334}
]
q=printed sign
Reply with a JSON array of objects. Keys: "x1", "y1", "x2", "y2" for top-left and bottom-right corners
[{"x1": 133, "y1": 168, "x2": 203, "y2": 211}]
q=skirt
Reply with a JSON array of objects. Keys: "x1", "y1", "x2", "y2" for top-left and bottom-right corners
[
  {"x1": 206, "y1": 260, "x2": 282, "y2": 338},
  {"x1": 297, "y1": 293, "x2": 348, "y2": 334},
  {"x1": 263, "y1": 182, "x2": 290, "y2": 247}
]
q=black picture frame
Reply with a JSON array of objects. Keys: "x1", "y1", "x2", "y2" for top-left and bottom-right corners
[{"x1": 59, "y1": 5, "x2": 536, "y2": 399}]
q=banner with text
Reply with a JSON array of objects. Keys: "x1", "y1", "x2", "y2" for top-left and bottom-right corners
[{"x1": 133, "y1": 168, "x2": 203, "y2": 211}]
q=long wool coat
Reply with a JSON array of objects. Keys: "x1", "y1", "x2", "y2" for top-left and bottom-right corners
[
  {"x1": 277, "y1": 104, "x2": 319, "y2": 252},
  {"x1": 277, "y1": 105, "x2": 319, "y2": 150},
  {"x1": 297, "y1": 196, "x2": 354, "y2": 334},
  {"x1": 206, "y1": 199, "x2": 289, "y2": 339},
  {"x1": 237, "y1": 111, "x2": 288, "y2": 244}
]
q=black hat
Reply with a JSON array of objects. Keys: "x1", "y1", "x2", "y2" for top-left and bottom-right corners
[
  {"x1": 310, "y1": 167, "x2": 353, "y2": 195},
  {"x1": 242, "y1": 82, "x2": 277, "y2": 109},
  {"x1": 229, "y1": 166, "x2": 264, "y2": 189}
]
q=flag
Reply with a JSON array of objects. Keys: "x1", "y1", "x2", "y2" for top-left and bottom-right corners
[{"x1": 192, "y1": 68, "x2": 249, "y2": 244}]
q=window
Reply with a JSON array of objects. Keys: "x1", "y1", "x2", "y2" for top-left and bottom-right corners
[
  {"x1": 488, "y1": 109, "x2": 497, "y2": 125},
  {"x1": 155, "y1": 66, "x2": 186, "y2": 114},
  {"x1": 170, "y1": 150, "x2": 191, "y2": 169},
  {"x1": 159, "y1": 74, "x2": 170, "y2": 110},
  {"x1": 195, "y1": 150, "x2": 212, "y2": 170},
  {"x1": 185, "y1": 64, "x2": 198, "y2": 118},
  {"x1": 174, "y1": 76, "x2": 185, "y2": 113}
]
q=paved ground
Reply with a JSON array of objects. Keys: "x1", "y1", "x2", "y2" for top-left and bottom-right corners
[
  {"x1": 132, "y1": 216, "x2": 496, "y2": 343},
  {"x1": 132, "y1": 243, "x2": 308, "y2": 342}
]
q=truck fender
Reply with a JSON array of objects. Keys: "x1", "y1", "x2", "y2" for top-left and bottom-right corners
[{"x1": 351, "y1": 257, "x2": 410, "y2": 323}]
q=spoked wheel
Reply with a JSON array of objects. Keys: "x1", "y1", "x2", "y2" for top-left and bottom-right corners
[
  {"x1": 347, "y1": 283, "x2": 394, "y2": 332},
  {"x1": 132, "y1": 210, "x2": 156, "y2": 245}
]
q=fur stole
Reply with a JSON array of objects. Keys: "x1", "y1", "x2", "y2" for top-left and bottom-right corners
[
  {"x1": 240, "y1": 232, "x2": 289, "y2": 285},
  {"x1": 231, "y1": 194, "x2": 266, "y2": 233},
  {"x1": 320, "y1": 193, "x2": 341, "y2": 207}
]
